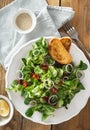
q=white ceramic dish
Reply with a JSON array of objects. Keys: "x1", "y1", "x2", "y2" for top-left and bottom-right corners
[
  {"x1": 13, "y1": 9, "x2": 37, "y2": 34},
  {"x1": 6, "y1": 37, "x2": 90, "y2": 125},
  {"x1": 0, "y1": 95, "x2": 14, "y2": 126}
]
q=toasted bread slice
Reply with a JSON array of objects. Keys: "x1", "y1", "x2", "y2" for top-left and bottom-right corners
[
  {"x1": 48, "y1": 38, "x2": 72, "y2": 64},
  {"x1": 60, "y1": 37, "x2": 72, "y2": 52}
]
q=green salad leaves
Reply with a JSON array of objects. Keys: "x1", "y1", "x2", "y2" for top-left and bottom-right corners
[{"x1": 7, "y1": 37, "x2": 88, "y2": 121}]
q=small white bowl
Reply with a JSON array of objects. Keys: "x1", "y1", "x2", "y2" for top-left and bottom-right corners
[
  {"x1": 0, "y1": 95, "x2": 14, "y2": 126},
  {"x1": 13, "y1": 9, "x2": 37, "y2": 34}
]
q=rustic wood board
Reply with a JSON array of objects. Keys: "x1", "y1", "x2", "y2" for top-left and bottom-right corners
[
  {"x1": 61, "y1": 0, "x2": 90, "y2": 52},
  {"x1": 0, "y1": 0, "x2": 13, "y2": 8},
  {"x1": 0, "y1": 0, "x2": 90, "y2": 130},
  {"x1": 46, "y1": 0, "x2": 60, "y2": 6}
]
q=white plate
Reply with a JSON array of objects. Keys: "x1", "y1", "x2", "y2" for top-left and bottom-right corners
[{"x1": 6, "y1": 37, "x2": 90, "y2": 125}]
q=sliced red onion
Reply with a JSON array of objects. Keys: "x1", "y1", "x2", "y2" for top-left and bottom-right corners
[
  {"x1": 30, "y1": 100, "x2": 37, "y2": 106},
  {"x1": 48, "y1": 95, "x2": 58, "y2": 105},
  {"x1": 63, "y1": 76, "x2": 69, "y2": 81},
  {"x1": 43, "y1": 79, "x2": 55, "y2": 89},
  {"x1": 16, "y1": 70, "x2": 24, "y2": 80},
  {"x1": 65, "y1": 64, "x2": 74, "y2": 73}
]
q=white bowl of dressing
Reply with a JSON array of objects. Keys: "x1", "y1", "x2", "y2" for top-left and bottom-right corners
[
  {"x1": 13, "y1": 9, "x2": 37, "y2": 34},
  {"x1": 0, "y1": 95, "x2": 14, "y2": 126}
]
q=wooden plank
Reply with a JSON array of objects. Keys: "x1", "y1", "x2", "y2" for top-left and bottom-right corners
[
  {"x1": 22, "y1": 119, "x2": 51, "y2": 130},
  {"x1": 61, "y1": 0, "x2": 90, "y2": 52},
  {"x1": 0, "y1": 64, "x2": 6, "y2": 95},
  {"x1": 3, "y1": 111, "x2": 23, "y2": 130},
  {"x1": 46, "y1": 0, "x2": 59, "y2": 6},
  {"x1": 0, "y1": 0, "x2": 13, "y2": 8}
]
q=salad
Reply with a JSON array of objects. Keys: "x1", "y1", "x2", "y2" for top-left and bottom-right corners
[{"x1": 7, "y1": 37, "x2": 88, "y2": 121}]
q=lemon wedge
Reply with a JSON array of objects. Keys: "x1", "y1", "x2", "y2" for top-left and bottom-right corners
[{"x1": 0, "y1": 99, "x2": 10, "y2": 117}]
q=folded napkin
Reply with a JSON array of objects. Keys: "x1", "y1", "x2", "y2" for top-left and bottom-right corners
[{"x1": 0, "y1": 0, "x2": 75, "y2": 69}]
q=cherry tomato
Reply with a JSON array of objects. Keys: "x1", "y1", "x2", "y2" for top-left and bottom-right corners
[
  {"x1": 23, "y1": 81, "x2": 28, "y2": 88},
  {"x1": 50, "y1": 87, "x2": 58, "y2": 94},
  {"x1": 32, "y1": 74, "x2": 40, "y2": 80},
  {"x1": 31, "y1": 73, "x2": 40, "y2": 80},
  {"x1": 41, "y1": 64, "x2": 48, "y2": 70},
  {"x1": 42, "y1": 96, "x2": 49, "y2": 102}
]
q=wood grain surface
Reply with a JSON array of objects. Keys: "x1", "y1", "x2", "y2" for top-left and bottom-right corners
[
  {"x1": 61, "y1": 0, "x2": 90, "y2": 52},
  {"x1": 0, "y1": 0, "x2": 13, "y2": 8},
  {"x1": 0, "y1": 0, "x2": 90, "y2": 130},
  {"x1": 47, "y1": 0, "x2": 60, "y2": 6}
]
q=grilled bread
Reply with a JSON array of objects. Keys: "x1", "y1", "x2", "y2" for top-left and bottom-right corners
[
  {"x1": 61, "y1": 37, "x2": 72, "y2": 52},
  {"x1": 48, "y1": 37, "x2": 72, "y2": 64}
]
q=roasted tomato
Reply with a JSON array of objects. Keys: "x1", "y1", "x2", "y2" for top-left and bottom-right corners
[
  {"x1": 23, "y1": 81, "x2": 28, "y2": 88},
  {"x1": 41, "y1": 64, "x2": 48, "y2": 70},
  {"x1": 31, "y1": 72, "x2": 40, "y2": 80},
  {"x1": 50, "y1": 87, "x2": 58, "y2": 94}
]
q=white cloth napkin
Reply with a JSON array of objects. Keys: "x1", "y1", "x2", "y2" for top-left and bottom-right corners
[{"x1": 0, "y1": 0, "x2": 75, "y2": 69}]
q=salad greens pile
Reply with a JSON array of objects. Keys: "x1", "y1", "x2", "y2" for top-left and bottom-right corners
[{"x1": 7, "y1": 37, "x2": 88, "y2": 121}]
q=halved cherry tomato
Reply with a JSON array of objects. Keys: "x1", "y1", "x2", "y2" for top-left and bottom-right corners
[
  {"x1": 30, "y1": 72, "x2": 40, "y2": 80},
  {"x1": 50, "y1": 87, "x2": 58, "y2": 94},
  {"x1": 41, "y1": 64, "x2": 48, "y2": 70},
  {"x1": 42, "y1": 96, "x2": 49, "y2": 102},
  {"x1": 32, "y1": 74, "x2": 40, "y2": 80},
  {"x1": 23, "y1": 81, "x2": 28, "y2": 88}
]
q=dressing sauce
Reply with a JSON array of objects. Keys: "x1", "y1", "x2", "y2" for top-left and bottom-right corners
[
  {"x1": 16, "y1": 13, "x2": 32, "y2": 30},
  {"x1": 0, "y1": 99, "x2": 10, "y2": 117}
]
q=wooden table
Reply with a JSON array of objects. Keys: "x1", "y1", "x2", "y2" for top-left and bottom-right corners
[{"x1": 0, "y1": 0, "x2": 90, "y2": 130}]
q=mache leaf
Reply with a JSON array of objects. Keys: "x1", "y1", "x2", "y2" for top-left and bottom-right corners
[{"x1": 77, "y1": 60, "x2": 88, "y2": 70}]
